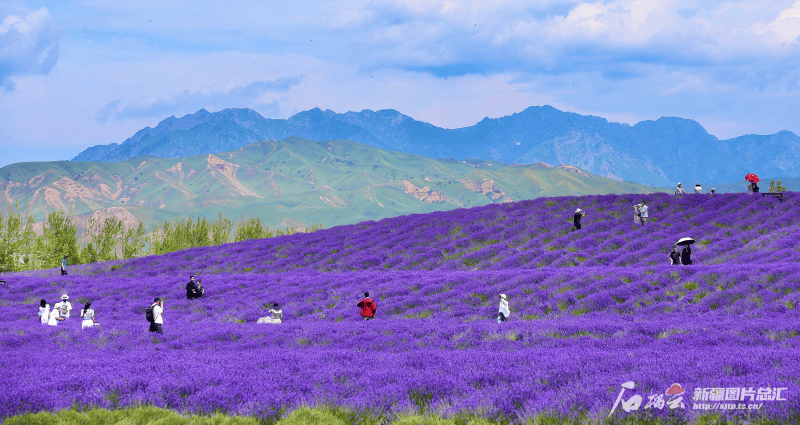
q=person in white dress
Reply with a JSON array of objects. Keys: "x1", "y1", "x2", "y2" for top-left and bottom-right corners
[
  {"x1": 38, "y1": 299, "x2": 50, "y2": 325},
  {"x1": 80, "y1": 302, "x2": 96, "y2": 329},
  {"x1": 257, "y1": 303, "x2": 283, "y2": 324},
  {"x1": 497, "y1": 294, "x2": 511, "y2": 323},
  {"x1": 694, "y1": 183, "x2": 702, "y2": 194},
  {"x1": 47, "y1": 301, "x2": 61, "y2": 326},
  {"x1": 53, "y1": 294, "x2": 72, "y2": 320}
]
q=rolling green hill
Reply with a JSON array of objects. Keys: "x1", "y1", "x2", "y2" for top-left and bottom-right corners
[{"x1": 2, "y1": 137, "x2": 661, "y2": 229}]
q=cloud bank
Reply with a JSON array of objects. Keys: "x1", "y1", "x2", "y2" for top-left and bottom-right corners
[{"x1": 0, "y1": 7, "x2": 61, "y2": 91}]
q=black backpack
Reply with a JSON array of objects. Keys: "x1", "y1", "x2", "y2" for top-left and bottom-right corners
[{"x1": 145, "y1": 305, "x2": 155, "y2": 323}]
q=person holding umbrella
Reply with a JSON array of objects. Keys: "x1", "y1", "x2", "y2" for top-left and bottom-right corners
[
  {"x1": 677, "y1": 237, "x2": 695, "y2": 265},
  {"x1": 746, "y1": 174, "x2": 760, "y2": 194}
]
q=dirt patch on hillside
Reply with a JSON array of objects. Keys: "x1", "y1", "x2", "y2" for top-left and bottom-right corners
[
  {"x1": 402, "y1": 181, "x2": 450, "y2": 203},
  {"x1": 458, "y1": 178, "x2": 513, "y2": 203},
  {"x1": 207, "y1": 155, "x2": 262, "y2": 198}
]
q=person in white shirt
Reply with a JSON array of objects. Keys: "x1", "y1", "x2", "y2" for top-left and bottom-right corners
[
  {"x1": 53, "y1": 294, "x2": 72, "y2": 320},
  {"x1": 38, "y1": 299, "x2": 50, "y2": 325},
  {"x1": 149, "y1": 297, "x2": 164, "y2": 334},
  {"x1": 639, "y1": 201, "x2": 649, "y2": 225},
  {"x1": 674, "y1": 183, "x2": 686, "y2": 195},
  {"x1": 694, "y1": 183, "x2": 702, "y2": 194},
  {"x1": 80, "y1": 302, "x2": 96, "y2": 329},
  {"x1": 257, "y1": 303, "x2": 283, "y2": 324},
  {"x1": 47, "y1": 301, "x2": 61, "y2": 326},
  {"x1": 497, "y1": 294, "x2": 510, "y2": 323}
]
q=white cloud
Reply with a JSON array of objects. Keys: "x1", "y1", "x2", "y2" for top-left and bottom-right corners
[
  {"x1": 109, "y1": 76, "x2": 303, "y2": 121},
  {"x1": 758, "y1": 1, "x2": 800, "y2": 45},
  {"x1": 0, "y1": 7, "x2": 61, "y2": 90}
]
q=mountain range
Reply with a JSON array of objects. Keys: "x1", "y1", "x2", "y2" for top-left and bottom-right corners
[
  {"x1": 4, "y1": 138, "x2": 656, "y2": 229},
  {"x1": 73, "y1": 106, "x2": 800, "y2": 187}
]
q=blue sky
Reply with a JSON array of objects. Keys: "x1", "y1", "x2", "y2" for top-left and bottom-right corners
[{"x1": 1, "y1": 0, "x2": 800, "y2": 167}]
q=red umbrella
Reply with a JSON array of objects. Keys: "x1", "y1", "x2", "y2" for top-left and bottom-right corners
[{"x1": 745, "y1": 173, "x2": 759, "y2": 183}]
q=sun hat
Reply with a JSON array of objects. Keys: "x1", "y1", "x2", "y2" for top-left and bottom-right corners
[
  {"x1": 61, "y1": 294, "x2": 69, "y2": 300},
  {"x1": 272, "y1": 302, "x2": 280, "y2": 307},
  {"x1": 500, "y1": 294, "x2": 507, "y2": 300},
  {"x1": 575, "y1": 208, "x2": 582, "y2": 212}
]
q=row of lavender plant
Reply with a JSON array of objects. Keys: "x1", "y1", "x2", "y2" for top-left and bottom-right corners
[{"x1": 21, "y1": 193, "x2": 789, "y2": 278}]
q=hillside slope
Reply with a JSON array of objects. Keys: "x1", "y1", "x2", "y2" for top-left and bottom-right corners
[
  {"x1": 1, "y1": 138, "x2": 657, "y2": 228},
  {"x1": 72, "y1": 106, "x2": 800, "y2": 187},
  {"x1": 2, "y1": 193, "x2": 799, "y2": 422}
]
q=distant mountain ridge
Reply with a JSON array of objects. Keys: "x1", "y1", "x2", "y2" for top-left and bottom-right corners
[
  {"x1": 73, "y1": 106, "x2": 800, "y2": 187},
  {"x1": 6, "y1": 138, "x2": 658, "y2": 230}
]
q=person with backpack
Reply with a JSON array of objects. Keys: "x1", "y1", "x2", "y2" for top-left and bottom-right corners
[
  {"x1": 497, "y1": 294, "x2": 510, "y2": 323},
  {"x1": 60, "y1": 255, "x2": 68, "y2": 275},
  {"x1": 80, "y1": 302, "x2": 97, "y2": 329},
  {"x1": 38, "y1": 299, "x2": 50, "y2": 325},
  {"x1": 357, "y1": 292, "x2": 377, "y2": 320},
  {"x1": 186, "y1": 276, "x2": 202, "y2": 300},
  {"x1": 257, "y1": 303, "x2": 283, "y2": 324},
  {"x1": 669, "y1": 246, "x2": 681, "y2": 265},
  {"x1": 53, "y1": 294, "x2": 72, "y2": 320},
  {"x1": 680, "y1": 245, "x2": 693, "y2": 265},
  {"x1": 147, "y1": 297, "x2": 164, "y2": 334},
  {"x1": 573, "y1": 208, "x2": 585, "y2": 230}
]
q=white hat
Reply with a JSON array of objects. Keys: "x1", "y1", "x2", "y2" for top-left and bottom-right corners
[
  {"x1": 61, "y1": 294, "x2": 69, "y2": 300},
  {"x1": 575, "y1": 208, "x2": 582, "y2": 212},
  {"x1": 500, "y1": 294, "x2": 507, "y2": 299}
]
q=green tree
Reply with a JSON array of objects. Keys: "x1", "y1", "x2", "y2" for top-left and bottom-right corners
[
  {"x1": 80, "y1": 242, "x2": 99, "y2": 264},
  {"x1": 85, "y1": 216, "x2": 124, "y2": 262},
  {"x1": 234, "y1": 216, "x2": 270, "y2": 241},
  {"x1": 41, "y1": 209, "x2": 81, "y2": 268},
  {"x1": 769, "y1": 179, "x2": 787, "y2": 192},
  {"x1": 211, "y1": 212, "x2": 232, "y2": 245},
  {"x1": 0, "y1": 204, "x2": 36, "y2": 272},
  {"x1": 122, "y1": 222, "x2": 147, "y2": 259}
]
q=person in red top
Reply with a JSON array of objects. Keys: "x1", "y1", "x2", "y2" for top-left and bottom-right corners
[{"x1": 357, "y1": 292, "x2": 377, "y2": 320}]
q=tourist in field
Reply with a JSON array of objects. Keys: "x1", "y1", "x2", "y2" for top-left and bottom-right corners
[
  {"x1": 710, "y1": 188, "x2": 716, "y2": 195},
  {"x1": 639, "y1": 201, "x2": 649, "y2": 225},
  {"x1": 669, "y1": 246, "x2": 681, "y2": 265},
  {"x1": 60, "y1": 255, "x2": 68, "y2": 275},
  {"x1": 674, "y1": 183, "x2": 686, "y2": 195},
  {"x1": 694, "y1": 183, "x2": 702, "y2": 194},
  {"x1": 257, "y1": 303, "x2": 283, "y2": 324},
  {"x1": 497, "y1": 294, "x2": 510, "y2": 323},
  {"x1": 357, "y1": 292, "x2": 377, "y2": 320},
  {"x1": 47, "y1": 301, "x2": 62, "y2": 326},
  {"x1": 573, "y1": 208, "x2": 585, "y2": 230},
  {"x1": 186, "y1": 276, "x2": 202, "y2": 300},
  {"x1": 196, "y1": 279, "x2": 205, "y2": 298},
  {"x1": 633, "y1": 203, "x2": 641, "y2": 224},
  {"x1": 747, "y1": 180, "x2": 760, "y2": 194},
  {"x1": 149, "y1": 298, "x2": 164, "y2": 334},
  {"x1": 53, "y1": 294, "x2": 72, "y2": 320},
  {"x1": 680, "y1": 245, "x2": 693, "y2": 265},
  {"x1": 80, "y1": 302, "x2": 96, "y2": 329},
  {"x1": 38, "y1": 299, "x2": 50, "y2": 325}
]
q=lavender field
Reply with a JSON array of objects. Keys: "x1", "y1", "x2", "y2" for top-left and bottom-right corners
[{"x1": 2, "y1": 193, "x2": 800, "y2": 424}]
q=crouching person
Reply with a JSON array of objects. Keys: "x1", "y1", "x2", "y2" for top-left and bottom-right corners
[{"x1": 257, "y1": 303, "x2": 283, "y2": 324}]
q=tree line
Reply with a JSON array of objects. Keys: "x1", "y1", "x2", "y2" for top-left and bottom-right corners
[{"x1": 0, "y1": 206, "x2": 320, "y2": 273}]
